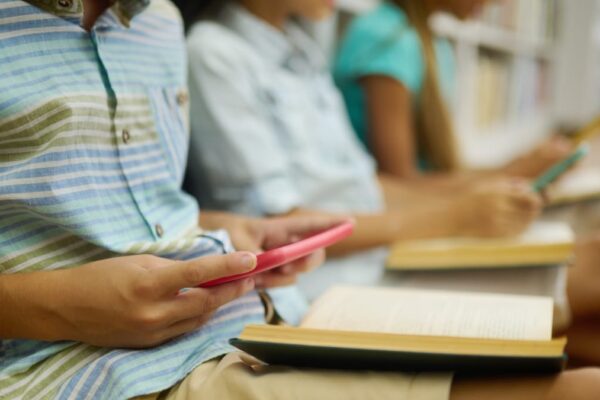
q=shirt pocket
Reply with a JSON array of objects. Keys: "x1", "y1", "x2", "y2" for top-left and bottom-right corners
[
  {"x1": 262, "y1": 80, "x2": 318, "y2": 152},
  {"x1": 147, "y1": 86, "x2": 190, "y2": 184}
]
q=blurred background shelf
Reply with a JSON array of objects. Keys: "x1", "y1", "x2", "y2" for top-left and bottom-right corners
[
  {"x1": 336, "y1": 0, "x2": 379, "y2": 14},
  {"x1": 431, "y1": 14, "x2": 554, "y2": 61},
  {"x1": 553, "y1": 0, "x2": 600, "y2": 128},
  {"x1": 321, "y1": 0, "x2": 600, "y2": 168},
  {"x1": 433, "y1": 0, "x2": 559, "y2": 168}
]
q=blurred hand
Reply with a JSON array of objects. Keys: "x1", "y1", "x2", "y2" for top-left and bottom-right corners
[
  {"x1": 43, "y1": 252, "x2": 257, "y2": 348},
  {"x1": 453, "y1": 178, "x2": 543, "y2": 238},
  {"x1": 200, "y1": 211, "x2": 350, "y2": 287},
  {"x1": 504, "y1": 136, "x2": 573, "y2": 179}
]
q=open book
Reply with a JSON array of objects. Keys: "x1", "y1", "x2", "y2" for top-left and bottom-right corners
[
  {"x1": 232, "y1": 286, "x2": 566, "y2": 373},
  {"x1": 386, "y1": 221, "x2": 574, "y2": 271}
]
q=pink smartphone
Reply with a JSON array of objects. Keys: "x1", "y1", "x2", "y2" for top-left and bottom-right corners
[{"x1": 200, "y1": 221, "x2": 354, "y2": 288}]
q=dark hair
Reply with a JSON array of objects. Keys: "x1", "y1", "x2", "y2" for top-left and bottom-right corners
[{"x1": 172, "y1": 0, "x2": 230, "y2": 31}]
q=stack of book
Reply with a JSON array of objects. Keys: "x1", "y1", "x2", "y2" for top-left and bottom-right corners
[
  {"x1": 384, "y1": 221, "x2": 573, "y2": 325},
  {"x1": 386, "y1": 221, "x2": 573, "y2": 271}
]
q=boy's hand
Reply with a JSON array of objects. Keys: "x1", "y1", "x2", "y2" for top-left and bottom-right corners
[
  {"x1": 200, "y1": 211, "x2": 349, "y2": 287},
  {"x1": 1, "y1": 252, "x2": 257, "y2": 348}
]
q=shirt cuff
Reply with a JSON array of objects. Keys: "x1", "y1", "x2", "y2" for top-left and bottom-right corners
[{"x1": 251, "y1": 174, "x2": 302, "y2": 215}]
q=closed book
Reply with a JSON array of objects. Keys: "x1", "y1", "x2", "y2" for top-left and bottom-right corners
[{"x1": 386, "y1": 222, "x2": 574, "y2": 271}]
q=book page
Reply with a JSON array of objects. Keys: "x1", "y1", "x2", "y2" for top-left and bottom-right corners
[
  {"x1": 394, "y1": 221, "x2": 573, "y2": 251},
  {"x1": 302, "y1": 286, "x2": 553, "y2": 341}
]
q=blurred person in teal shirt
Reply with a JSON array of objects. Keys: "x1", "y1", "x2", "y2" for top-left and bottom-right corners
[{"x1": 334, "y1": 0, "x2": 571, "y2": 183}]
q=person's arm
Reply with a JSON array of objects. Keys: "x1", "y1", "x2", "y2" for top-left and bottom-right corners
[
  {"x1": 361, "y1": 76, "x2": 575, "y2": 188},
  {"x1": 289, "y1": 177, "x2": 542, "y2": 257},
  {"x1": 0, "y1": 212, "x2": 343, "y2": 346},
  {"x1": 296, "y1": 208, "x2": 461, "y2": 255},
  {"x1": 362, "y1": 75, "x2": 419, "y2": 179},
  {"x1": 377, "y1": 173, "x2": 451, "y2": 208},
  {"x1": 361, "y1": 76, "x2": 487, "y2": 191},
  {"x1": 0, "y1": 252, "x2": 257, "y2": 347}
]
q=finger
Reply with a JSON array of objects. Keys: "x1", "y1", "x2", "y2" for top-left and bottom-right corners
[
  {"x1": 497, "y1": 199, "x2": 542, "y2": 216},
  {"x1": 230, "y1": 226, "x2": 263, "y2": 253},
  {"x1": 264, "y1": 215, "x2": 353, "y2": 249},
  {"x1": 491, "y1": 206, "x2": 540, "y2": 226},
  {"x1": 283, "y1": 214, "x2": 352, "y2": 234},
  {"x1": 254, "y1": 273, "x2": 298, "y2": 288},
  {"x1": 506, "y1": 187, "x2": 543, "y2": 210},
  {"x1": 165, "y1": 278, "x2": 255, "y2": 322},
  {"x1": 510, "y1": 196, "x2": 543, "y2": 213},
  {"x1": 550, "y1": 136, "x2": 573, "y2": 153},
  {"x1": 539, "y1": 188, "x2": 551, "y2": 206},
  {"x1": 255, "y1": 250, "x2": 325, "y2": 288},
  {"x1": 152, "y1": 313, "x2": 215, "y2": 345},
  {"x1": 281, "y1": 249, "x2": 326, "y2": 275},
  {"x1": 153, "y1": 252, "x2": 257, "y2": 295}
]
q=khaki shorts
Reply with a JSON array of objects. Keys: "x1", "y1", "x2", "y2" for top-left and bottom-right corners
[{"x1": 137, "y1": 351, "x2": 452, "y2": 400}]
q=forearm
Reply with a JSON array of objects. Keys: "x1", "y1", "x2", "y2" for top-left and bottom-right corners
[
  {"x1": 290, "y1": 206, "x2": 460, "y2": 257},
  {"x1": 332, "y1": 210, "x2": 458, "y2": 254},
  {"x1": 402, "y1": 172, "x2": 474, "y2": 189},
  {"x1": 199, "y1": 210, "x2": 251, "y2": 231},
  {"x1": 378, "y1": 174, "x2": 453, "y2": 209},
  {"x1": 0, "y1": 271, "x2": 68, "y2": 341}
]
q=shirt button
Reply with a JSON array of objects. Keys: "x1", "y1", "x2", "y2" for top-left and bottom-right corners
[
  {"x1": 57, "y1": 0, "x2": 73, "y2": 8},
  {"x1": 122, "y1": 129, "x2": 131, "y2": 144},
  {"x1": 176, "y1": 91, "x2": 188, "y2": 106},
  {"x1": 154, "y1": 223, "x2": 164, "y2": 238}
]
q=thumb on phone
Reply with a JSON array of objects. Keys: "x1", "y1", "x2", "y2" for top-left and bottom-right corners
[{"x1": 154, "y1": 252, "x2": 257, "y2": 295}]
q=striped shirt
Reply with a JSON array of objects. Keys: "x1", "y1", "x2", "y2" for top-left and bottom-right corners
[{"x1": 0, "y1": 1, "x2": 264, "y2": 399}]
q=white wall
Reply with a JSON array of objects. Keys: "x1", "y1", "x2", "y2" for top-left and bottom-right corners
[{"x1": 553, "y1": 0, "x2": 600, "y2": 127}]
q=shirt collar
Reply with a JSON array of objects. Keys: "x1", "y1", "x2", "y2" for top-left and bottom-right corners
[
  {"x1": 222, "y1": 3, "x2": 327, "y2": 72},
  {"x1": 25, "y1": 0, "x2": 150, "y2": 27}
]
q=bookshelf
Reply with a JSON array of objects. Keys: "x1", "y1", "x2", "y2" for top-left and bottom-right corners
[
  {"x1": 335, "y1": 0, "x2": 561, "y2": 168},
  {"x1": 553, "y1": 0, "x2": 600, "y2": 129},
  {"x1": 429, "y1": 13, "x2": 554, "y2": 60},
  {"x1": 337, "y1": 0, "x2": 379, "y2": 14},
  {"x1": 430, "y1": 0, "x2": 559, "y2": 168}
]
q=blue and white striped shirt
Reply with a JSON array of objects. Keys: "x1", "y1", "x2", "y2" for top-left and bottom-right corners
[{"x1": 0, "y1": 1, "x2": 264, "y2": 398}]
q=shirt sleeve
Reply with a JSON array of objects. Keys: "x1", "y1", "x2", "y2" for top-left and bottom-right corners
[
  {"x1": 335, "y1": 10, "x2": 425, "y2": 94},
  {"x1": 186, "y1": 25, "x2": 302, "y2": 216}
]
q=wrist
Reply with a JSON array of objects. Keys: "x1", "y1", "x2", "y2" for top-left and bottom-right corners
[
  {"x1": 0, "y1": 270, "x2": 70, "y2": 341},
  {"x1": 199, "y1": 210, "x2": 248, "y2": 231}
]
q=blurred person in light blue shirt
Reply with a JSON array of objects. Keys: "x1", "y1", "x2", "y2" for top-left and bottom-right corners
[{"x1": 182, "y1": 0, "x2": 542, "y2": 304}]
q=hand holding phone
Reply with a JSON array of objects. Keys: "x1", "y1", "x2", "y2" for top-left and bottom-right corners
[{"x1": 200, "y1": 222, "x2": 355, "y2": 288}]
